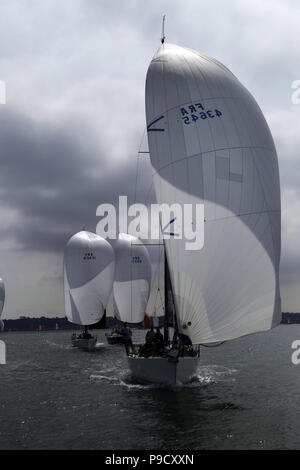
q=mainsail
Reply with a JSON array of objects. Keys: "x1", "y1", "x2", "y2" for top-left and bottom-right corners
[
  {"x1": 145, "y1": 43, "x2": 281, "y2": 344},
  {"x1": 64, "y1": 231, "x2": 115, "y2": 326},
  {"x1": 113, "y1": 233, "x2": 151, "y2": 324}
]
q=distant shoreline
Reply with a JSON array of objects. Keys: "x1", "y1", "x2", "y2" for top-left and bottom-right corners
[
  {"x1": 0, "y1": 313, "x2": 300, "y2": 332},
  {"x1": 0, "y1": 315, "x2": 106, "y2": 332}
]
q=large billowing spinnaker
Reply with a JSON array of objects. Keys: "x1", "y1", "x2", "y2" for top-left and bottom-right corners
[
  {"x1": 113, "y1": 233, "x2": 151, "y2": 324},
  {"x1": 64, "y1": 231, "x2": 115, "y2": 326},
  {"x1": 146, "y1": 43, "x2": 281, "y2": 344}
]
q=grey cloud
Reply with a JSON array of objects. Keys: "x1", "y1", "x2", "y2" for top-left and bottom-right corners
[{"x1": 0, "y1": 107, "x2": 154, "y2": 252}]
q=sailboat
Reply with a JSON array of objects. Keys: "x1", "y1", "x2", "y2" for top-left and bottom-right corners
[
  {"x1": 127, "y1": 34, "x2": 281, "y2": 385},
  {"x1": 106, "y1": 233, "x2": 151, "y2": 344},
  {"x1": 64, "y1": 230, "x2": 115, "y2": 350},
  {"x1": 0, "y1": 278, "x2": 4, "y2": 332}
]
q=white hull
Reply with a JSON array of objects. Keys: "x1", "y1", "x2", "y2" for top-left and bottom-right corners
[
  {"x1": 71, "y1": 337, "x2": 97, "y2": 350},
  {"x1": 127, "y1": 356, "x2": 199, "y2": 386}
]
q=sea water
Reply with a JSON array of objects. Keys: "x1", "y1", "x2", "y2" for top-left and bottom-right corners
[{"x1": 0, "y1": 325, "x2": 299, "y2": 449}]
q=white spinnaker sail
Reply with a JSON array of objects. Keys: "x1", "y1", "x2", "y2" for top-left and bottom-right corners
[
  {"x1": 113, "y1": 233, "x2": 151, "y2": 324},
  {"x1": 64, "y1": 231, "x2": 115, "y2": 326},
  {"x1": 146, "y1": 43, "x2": 281, "y2": 344},
  {"x1": 0, "y1": 278, "x2": 5, "y2": 318}
]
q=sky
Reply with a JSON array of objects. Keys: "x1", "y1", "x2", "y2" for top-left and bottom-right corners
[{"x1": 0, "y1": 0, "x2": 299, "y2": 318}]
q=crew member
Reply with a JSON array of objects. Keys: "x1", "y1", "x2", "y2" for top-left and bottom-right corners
[{"x1": 121, "y1": 322, "x2": 134, "y2": 355}]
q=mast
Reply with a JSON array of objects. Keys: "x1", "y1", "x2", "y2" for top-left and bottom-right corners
[
  {"x1": 161, "y1": 14, "x2": 166, "y2": 44},
  {"x1": 164, "y1": 248, "x2": 178, "y2": 345},
  {"x1": 164, "y1": 249, "x2": 169, "y2": 344}
]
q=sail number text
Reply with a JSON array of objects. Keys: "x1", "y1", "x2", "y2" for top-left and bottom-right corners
[{"x1": 180, "y1": 103, "x2": 222, "y2": 125}]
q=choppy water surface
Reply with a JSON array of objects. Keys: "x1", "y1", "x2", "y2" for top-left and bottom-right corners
[{"x1": 0, "y1": 325, "x2": 300, "y2": 449}]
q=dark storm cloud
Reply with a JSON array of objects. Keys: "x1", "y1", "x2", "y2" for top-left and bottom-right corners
[{"x1": 0, "y1": 107, "x2": 154, "y2": 252}]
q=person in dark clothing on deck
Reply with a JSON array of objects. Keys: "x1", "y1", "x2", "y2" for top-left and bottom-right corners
[
  {"x1": 145, "y1": 326, "x2": 155, "y2": 342},
  {"x1": 138, "y1": 334, "x2": 154, "y2": 357},
  {"x1": 153, "y1": 328, "x2": 164, "y2": 354},
  {"x1": 120, "y1": 322, "x2": 134, "y2": 355},
  {"x1": 154, "y1": 328, "x2": 163, "y2": 343}
]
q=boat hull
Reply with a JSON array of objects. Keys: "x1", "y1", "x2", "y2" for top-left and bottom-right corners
[
  {"x1": 106, "y1": 334, "x2": 126, "y2": 345},
  {"x1": 127, "y1": 356, "x2": 199, "y2": 385},
  {"x1": 71, "y1": 337, "x2": 97, "y2": 350}
]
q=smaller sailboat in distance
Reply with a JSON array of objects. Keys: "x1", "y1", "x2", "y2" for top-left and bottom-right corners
[
  {"x1": 106, "y1": 233, "x2": 151, "y2": 344},
  {"x1": 64, "y1": 230, "x2": 115, "y2": 350}
]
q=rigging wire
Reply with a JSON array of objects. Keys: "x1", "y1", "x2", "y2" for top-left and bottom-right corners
[{"x1": 133, "y1": 127, "x2": 147, "y2": 206}]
